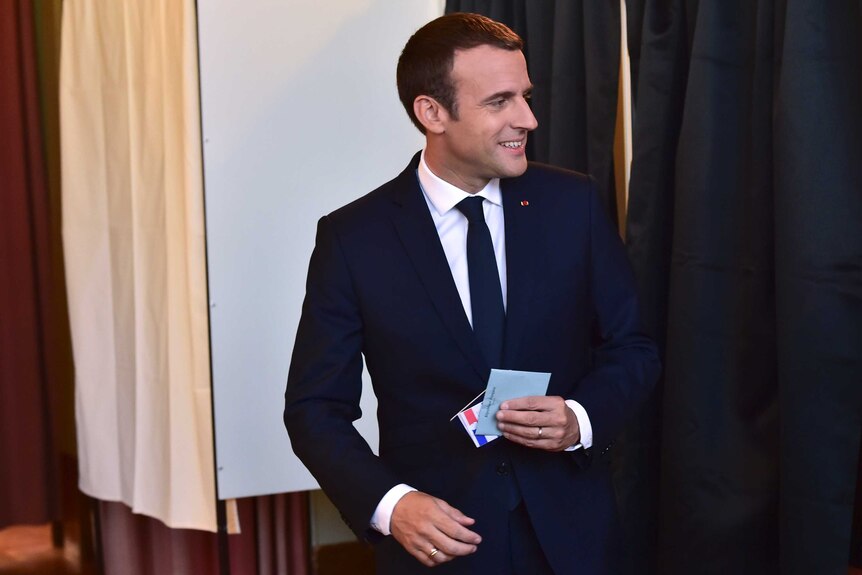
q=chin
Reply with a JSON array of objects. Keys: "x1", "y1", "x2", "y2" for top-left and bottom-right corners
[{"x1": 500, "y1": 158, "x2": 529, "y2": 178}]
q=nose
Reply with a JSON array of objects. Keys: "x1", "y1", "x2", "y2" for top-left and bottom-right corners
[{"x1": 514, "y1": 96, "x2": 538, "y2": 131}]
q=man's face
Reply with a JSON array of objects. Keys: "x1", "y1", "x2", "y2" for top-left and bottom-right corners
[{"x1": 428, "y1": 45, "x2": 538, "y2": 192}]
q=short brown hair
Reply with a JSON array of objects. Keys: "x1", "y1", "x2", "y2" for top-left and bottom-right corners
[{"x1": 396, "y1": 13, "x2": 523, "y2": 133}]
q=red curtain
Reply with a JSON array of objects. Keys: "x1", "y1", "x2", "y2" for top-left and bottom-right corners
[
  {"x1": 0, "y1": 0, "x2": 59, "y2": 530},
  {"x1": 98, "y1": 494, "x2": 310, "y2": 575}
]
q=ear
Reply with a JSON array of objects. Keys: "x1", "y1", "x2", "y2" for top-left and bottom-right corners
[{"x1": 413, "y1": 95, "x2": 449, "y2": 135}]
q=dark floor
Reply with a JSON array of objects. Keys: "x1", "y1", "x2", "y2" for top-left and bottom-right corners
[
  {"x1": 315, "y1": 541, "x2": 374, "y2": 575},
  {"x1": 0, "y1": 524, "x2": 96, "y2": 575}
]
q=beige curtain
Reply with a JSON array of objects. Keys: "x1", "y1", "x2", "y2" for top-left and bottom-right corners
[{"x1": 60, "y1": 0, "x2": 216, "y2": 531}]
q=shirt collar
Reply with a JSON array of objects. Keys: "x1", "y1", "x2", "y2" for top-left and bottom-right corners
[{"x1": 418, "y1": 149, "x2": 502, "y2": 217}]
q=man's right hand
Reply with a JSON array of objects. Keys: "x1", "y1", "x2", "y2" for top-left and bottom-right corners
[{"x1": 389, "y1": 491, "x2": 482, "y2": 567}]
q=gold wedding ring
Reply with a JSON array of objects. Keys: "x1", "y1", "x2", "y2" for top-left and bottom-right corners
[
  {"x1": 538, "y1": 426, "x2": 543, "y2": 438},
  {"x1": 429, "y1": 547, "x2": 440, "y2": 558}
]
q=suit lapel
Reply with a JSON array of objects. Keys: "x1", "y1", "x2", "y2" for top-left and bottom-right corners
[
  {"x1": 388, "y1": 158, "x2": 489, "y2": 382},
  {"x1": 501, "y1": 176, "x2": 541, "y2": 367}
]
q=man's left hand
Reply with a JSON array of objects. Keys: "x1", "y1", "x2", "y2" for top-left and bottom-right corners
[{"x1": 495, "y1": 396, "x2": 580, "y2": 451}]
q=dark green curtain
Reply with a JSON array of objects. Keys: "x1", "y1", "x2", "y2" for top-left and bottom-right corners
[
  {"x1": 445, "y1": 0, "x2": 622, "y2": 219},
  {"x1": 626, "y1": 2, "x2": 862, "y2": 575}
]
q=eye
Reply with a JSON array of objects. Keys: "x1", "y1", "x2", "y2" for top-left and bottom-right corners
[{"x1": 488, "y1": 98, "x2": 507, "y2": 108}]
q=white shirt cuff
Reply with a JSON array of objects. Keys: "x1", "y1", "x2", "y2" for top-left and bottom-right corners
[
  {"x1": 370, "y1": 483, "x2": 416, "y2": 535},
  {"x1": 564, "y1": 399, "x2": 593, "y2": 451}
]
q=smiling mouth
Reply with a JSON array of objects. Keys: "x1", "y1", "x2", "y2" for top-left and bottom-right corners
[{"x1": 500, "y1": 140, "x2": 524, "y2": 149}]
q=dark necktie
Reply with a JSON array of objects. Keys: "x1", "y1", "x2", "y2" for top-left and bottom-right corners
[{"x1": 456, "y1": 196, "x2": 505, "y2": 368}]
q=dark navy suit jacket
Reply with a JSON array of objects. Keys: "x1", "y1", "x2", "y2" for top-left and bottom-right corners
[{"x1": 285, "y1": 153, "x2": 660, "y2": 574}]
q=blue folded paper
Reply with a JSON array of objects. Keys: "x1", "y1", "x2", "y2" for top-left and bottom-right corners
[{"x1": 475, "y1": 369, "x2": 551, "y2": 436}]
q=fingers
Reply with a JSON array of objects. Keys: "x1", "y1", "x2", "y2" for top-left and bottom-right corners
[
  {"x1": 498, "y1": 421, "x2": 560, "y2": 449},
  {"x1": 500, "y1": 395, "x2": 560, "y2": 414},
  {"x1": 499, "y1": 395, "x2": 544, "y2": 411},
  {"x1": 497, "y1": 395, "x2": 567, "y2": 428},
  {"x1": 496, "y1": 395, "x2": 579, "y2": 451},
  {"x1": 390, "y1": 492, "x2": 481, "y2": 567},
  {"x1": 435, "y1": 499, "x2": 479, "y2": 532}
]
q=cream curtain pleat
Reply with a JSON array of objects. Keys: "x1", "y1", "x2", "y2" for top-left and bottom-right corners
[
  {"x1": 613, "y1": 0, "x2": 634, "y2": 236},
  {"x1": 60, "y1": 0, "x2": 216, "y2": 531}
]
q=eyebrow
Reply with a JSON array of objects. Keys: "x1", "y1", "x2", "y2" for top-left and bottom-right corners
[{"x1": 481, "y1": 86, "x2": 534, "y2": 104}]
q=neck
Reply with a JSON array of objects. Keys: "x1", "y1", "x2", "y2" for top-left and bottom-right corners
[{"x1": 423, "y1": 145, "x2": 487, "y2": 194}]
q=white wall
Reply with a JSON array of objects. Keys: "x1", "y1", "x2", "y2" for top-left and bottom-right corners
[{"x1": 197, "y1": 0, "x2": 444, "y2": 499}]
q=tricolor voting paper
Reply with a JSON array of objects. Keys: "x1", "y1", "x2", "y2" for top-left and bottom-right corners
[{"x1": 457, "y1": 403, "x2": 499, "y2": 447}]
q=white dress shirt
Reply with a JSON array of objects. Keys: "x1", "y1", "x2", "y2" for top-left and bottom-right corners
[
  {"x1": 418, "y1": 153, "x2": 508, "y2": 323},
  {"x1": 369, "y1": 151, "x2": 593, "y2": 535}
]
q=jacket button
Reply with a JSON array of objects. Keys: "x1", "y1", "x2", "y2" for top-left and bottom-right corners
[{"x1": 496, "y1": 462, "x2": 509, "y2": 476}]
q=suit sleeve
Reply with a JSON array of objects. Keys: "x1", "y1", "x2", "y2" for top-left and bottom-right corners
[
  {"x1": 570, "y1": 184, "x2": 661, "y2": 451},
  {"x1": 284, "y1": 215, "x2": 399, "y2": 541}
]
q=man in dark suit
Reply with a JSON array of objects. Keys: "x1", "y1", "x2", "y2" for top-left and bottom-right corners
[{"x1": 284, "y1": 13, "x2": 660, "y2": 574}]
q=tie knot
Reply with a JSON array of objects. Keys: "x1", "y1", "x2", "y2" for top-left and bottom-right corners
[{"x1": 456, "y1": 196, "x2": 486, "y2": 223}]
